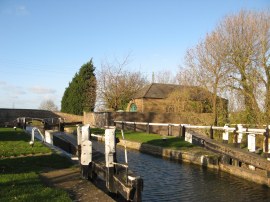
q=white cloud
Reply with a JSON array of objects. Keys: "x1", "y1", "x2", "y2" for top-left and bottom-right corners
[
  {"x1": 29, "y1": 86, "x2": 56, "y2": 94},
  {"x1": 0, "y1": 81, "x2": 59, "y2": 109}
]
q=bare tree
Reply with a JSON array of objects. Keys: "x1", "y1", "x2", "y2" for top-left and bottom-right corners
[
  {"x1": 255, "y1": 11, "x2": 270, "y2": 119},
  {"x1": 183, "y1": 31, "x2": 229, "y2": 125},
  {"x1": 176, "y1": 66, "x2": 199, "y2": 86},
  {"x1": 181, "y1": 10, "x2": 270, "y2": 124},
  {"x1": 39, "y1": 99, "x2": 58, "y2": 111},
  {"x1": 97, "y1": 56, "x2": 149, "y2": 111},
  {"x1": 218, "y1": 10, "x2": 270, "y2": 123},
  {"x1": 154, "y1": 70, "x2": 177, "y2": 84}
]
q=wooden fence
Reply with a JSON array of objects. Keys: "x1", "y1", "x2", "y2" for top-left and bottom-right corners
[{"x1": 114, "y1": 121, "x2": 270, "y2": 158}]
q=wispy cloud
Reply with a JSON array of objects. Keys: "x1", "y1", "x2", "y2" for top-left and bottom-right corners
[
  {"x1": 0, "y1": 82, "x2": 26, "y2": 95},
  {"x1": 29, "y1": 86, "x2": 56, "y2": 94}
]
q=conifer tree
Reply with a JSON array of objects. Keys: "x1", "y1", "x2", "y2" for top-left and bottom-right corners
[{"x1": 61, "y1": 59, "x2": 96, "y2": 115}]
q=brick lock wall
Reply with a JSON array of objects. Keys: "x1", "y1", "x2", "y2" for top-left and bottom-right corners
[
  {"x1": 0, "y1": 109, "x2": 83, "y2": 126},
  {"x1": 0, "y1": 108, "x2": 61, "y2": 125},
  {"x1": 84, "y1": 111, "x2": 214, "y2": 136}
]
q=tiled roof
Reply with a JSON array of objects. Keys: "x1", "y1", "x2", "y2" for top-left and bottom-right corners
[{"x1": 133, "y1": 83, "x2": 203, "y2": 99}]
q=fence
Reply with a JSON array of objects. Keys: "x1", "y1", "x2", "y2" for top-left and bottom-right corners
[
  {"x1": 114, "y1": 121, "x2": 270, "y2": 159},
  {"x1": 114, "y1": 121, "x2": 182, "y2": 136}
]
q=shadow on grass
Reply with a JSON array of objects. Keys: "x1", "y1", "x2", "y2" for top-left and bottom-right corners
[
  {"x1": 0, "y1": 154, "x2": 74, "y2": 174},
  {"x1": 0, "y1": 128, "x2": 29, "y2": 142}
]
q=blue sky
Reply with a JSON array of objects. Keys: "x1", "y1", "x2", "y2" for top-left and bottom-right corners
[{"x1": 0, "y1": 0, "x2": 269, "y2": 110}]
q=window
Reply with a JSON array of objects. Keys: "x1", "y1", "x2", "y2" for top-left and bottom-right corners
[{"x1": 130, "y1": 103, "x2": 137, "y2": 112}]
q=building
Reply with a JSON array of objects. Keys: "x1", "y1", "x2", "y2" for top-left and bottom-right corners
[{"x1": 126, "y1": 83, "x2": 227, "y2": 114}]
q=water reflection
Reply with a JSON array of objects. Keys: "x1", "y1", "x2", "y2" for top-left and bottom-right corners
[{"x1": 93, "y1": 140, "x2": 270, "y2": 202}]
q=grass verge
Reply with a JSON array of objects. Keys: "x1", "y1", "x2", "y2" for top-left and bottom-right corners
[
  {"x1": 0, "y1": 128, "x2": 51, "y2": 158},
  {"x1": 115, "y1": 130, "x2": 194, "y2": 149},
  {"x1": 0, "y1": 128, "x2": 73, "y2": 201}
]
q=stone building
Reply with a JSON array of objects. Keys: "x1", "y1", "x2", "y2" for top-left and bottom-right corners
[{"x1": 126, "y1": 83, "x2": 227, "y2": 114}]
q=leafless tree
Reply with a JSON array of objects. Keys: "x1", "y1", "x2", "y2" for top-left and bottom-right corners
[
  {"x1": 183, "y1": 30, "x2": 229, "y2": 125},
  {"x1": 181, "y1": 10, "x2": 270, "y2": 124},
  {"x1": 218, "y1": 10, "x2": 270, "y2": 123},
  {"x1": 97, "y1": 56, "x2": 149, "y2": 111},
  {"x1": 39, "y1": 99, "x2": 58, "y2": 111},
  {"x1": 154, "y1": 70, "x2": 177, "y2": 84},
  {"x1": 254, "y1": 11, "x2": 270, "y2": 119}
]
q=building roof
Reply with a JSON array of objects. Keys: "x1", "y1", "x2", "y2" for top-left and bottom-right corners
[{"x1": 132, "y1": 83, "x2": 215, "y2": 101}]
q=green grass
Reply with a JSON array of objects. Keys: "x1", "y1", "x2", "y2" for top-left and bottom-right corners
[
  {"x1": 0, "y1": 172, "x2": 71, "y2": 202},
  {"x1": 0, "y1": 128, "x2": 73, "y2": 201},
  {"x1": 0, "y1": 128, "x2": 51, "y2": 158},
  {"x1": 91, "y1": 127, "x2": 194, "y2": 149},
  {"x1": 91, "y1": 128, "x2": 105, "y2": 134},
  {"x1": 116, "y1": 130, "x2": 194, "y2": 149}
]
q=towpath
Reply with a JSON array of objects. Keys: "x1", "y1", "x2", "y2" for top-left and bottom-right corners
[{"x1": 40, "y1": 167, "x2": 115, "y2": 202}]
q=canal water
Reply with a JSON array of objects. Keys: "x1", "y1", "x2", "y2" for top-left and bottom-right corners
[{"x1": 93, "y1": 140, "x2": 270, "y2": 202}]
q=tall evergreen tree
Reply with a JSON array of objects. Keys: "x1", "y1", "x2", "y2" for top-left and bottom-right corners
[{"x1": 61, "y1": 59, "x2": 96, "y2": 115}]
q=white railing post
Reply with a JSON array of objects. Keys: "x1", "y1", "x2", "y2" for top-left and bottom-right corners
[
  {"x1": 29, "y1": 127, "x2": 36, "y2": 146},
  {"x1": 222, "y1": 125, "x2": 229, "y2": 144},
  {"x1": 105, "y1": 128, "x2": 116, "y2": 168},
  {"x1": 105, "y1": 127, "x2": 116, "y2": 192},
  {"x1": 237, "y1": 124, "x2": 243, "y2": 145},
  {"x1": 45, "y1": 130, "x2": 53, "y2": 144},
  {"x1": 79, "y1": 124, "x2": 92, "y2": 179},
  {"x1": 81, "y1": 124, "x2": 90, "y2": 143},
  {"x1": 248, "y1": 133, "x2": 256, "y2": 152},
  {"x1": 76, "y1": 124, "x2": 83, "y2": 146},
  {"x1": 30, "y1": 127, "x2": 44, "y2": 146}
]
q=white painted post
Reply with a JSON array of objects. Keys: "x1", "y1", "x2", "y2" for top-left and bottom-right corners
[
  {"x1": 121, "y1": 129, "x2": 128, "y2": 164},
  {"x1": 81, "y1": 124, "x2": 90, "y2": 142},
  {"x1": 244, "y1": 131, "x2": 257, "y2": 170},
  {"x1": 76, "y1": 124, "x2": 83, "y2": 146},
  {"x1": 80, "y1": 139, "x2": 92, "y2": 179},
  {"x1": 222, "y1": 125, "x2": 229, "y2": 143},
  {"x1": 185, "y1": 131, "x2": 192, "y2": 144},
  {"x1": 105, "y1": 128, "x2": 116, "y2": 167},
  {"x1": 29, "y1": 127, "x2": 36, "y2": 146},
  {"x1": 248, "y1": 133, "x2": 256, "y2": 152},
  {"x1": 81, "y1": 140, "x2": 92, "y2": 165},
  {"x1": 23, "y1": 117, "x2": 26, "y2": 129},
  {"x1": 45, "y1": 130, "x2": 53, "y2": 144},
  {"x1": 237, "y1": 124, "x2": 243, "y2": 144}
]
